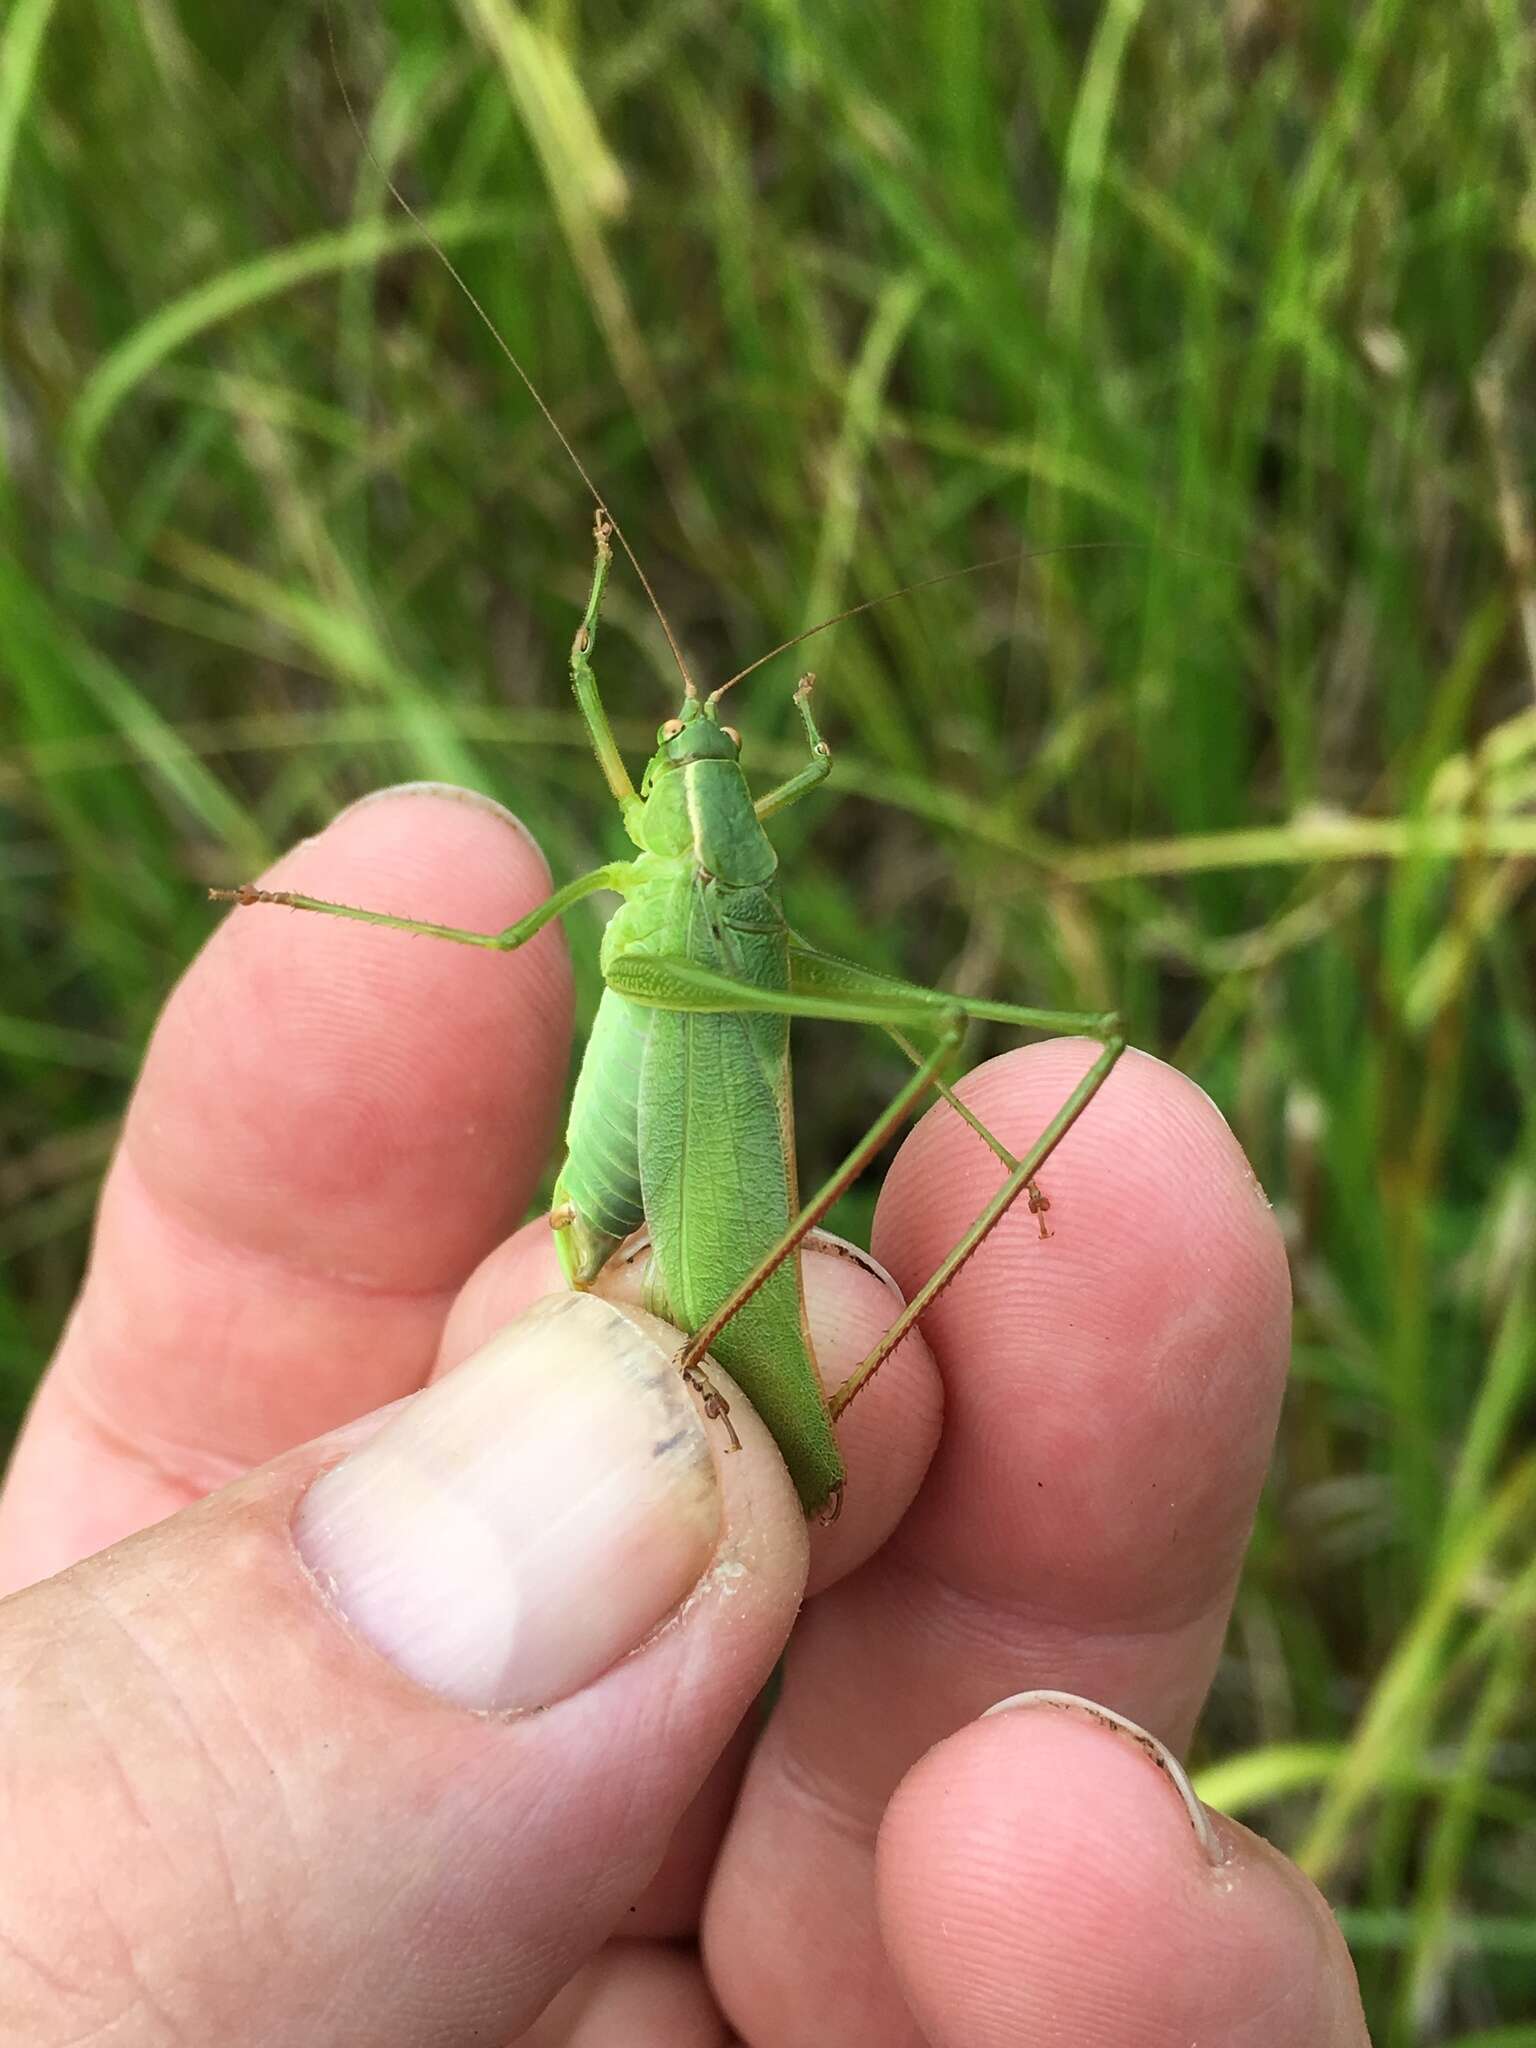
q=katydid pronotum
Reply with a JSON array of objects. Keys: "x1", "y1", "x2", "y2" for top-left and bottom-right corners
[{"x1": 212, "y1": 54, "x2": 1126, "y2": 1521}]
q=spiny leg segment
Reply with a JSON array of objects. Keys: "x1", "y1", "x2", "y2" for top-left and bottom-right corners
[
  {"x1": 682, "y1": 1023, "x2": 1122, "y2": 1427},
  {"x1": 208, "y1": 860, "x2": 630, "y2": 947},
  {"x1": 888, "y1": 1026, "x2": 1051, "y2": 1239},
  {"x1": 827, "y1": 1032, "x2": 1123, "y2": 1418},
  {"x1": 610, "y1": 949, "x2": 1124, "y2": 1421},
  {"x1": 677, "y1": 1018, "x2": 969, "y2": 1381},
  {"x1": 752, "y1": 674, "x2": 832, "y2": 821},
  {"x1": 211, "y1": 512, "x2": 645, "y2": 938}
]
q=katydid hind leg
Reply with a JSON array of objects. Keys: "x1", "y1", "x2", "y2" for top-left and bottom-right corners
[
  {"x1": 628, "y1": 947, "x2": 1123, "y2": 1414},
  {"x1": 786, "y1": 933, "x2": 1120, "y2": 1041},
  {"x1": 798, "y1": 939, "x2": 1116, "y2": 1244},
  {"x1": 828, "y1": 1033, "x2": 1126, "y2": 1419},
  {"x1": 681, "y1": 1361, "x2": 742, "y2": 1453},
  {"x1": 608, "y1": 947, "x2": 1119, "y2": 1044},
  {"x1": 676, "y1": 1021, "x2": 967, "y2": 1380}
]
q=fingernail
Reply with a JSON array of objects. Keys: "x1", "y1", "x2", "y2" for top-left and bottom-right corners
[
  {"x1": 984, "y1": 1689, "x2": 1226, "y2": 1867},
  {"x1": 801, "y1": 1229, "x2": 904, "y2": 1297},
  {"x1": 340, "y1": 782, "x2": 547, "y2": 862},
  {"x1": 294, "y1": 1294, "x2": 721, "y2": 1711}
]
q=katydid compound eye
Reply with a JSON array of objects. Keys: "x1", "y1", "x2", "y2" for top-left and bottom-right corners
[
  {"x1": 722, "y1": 725, "x2": 741, "y2": 747},
  {"x1": 659, "y1": 718, "x2": 684, "y2": 740}
]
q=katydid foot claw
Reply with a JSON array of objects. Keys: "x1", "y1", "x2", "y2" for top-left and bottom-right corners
[
  {"x1": 209, "y1": 883, "x2": 281, "y2": 907},
  {"x1": 1028, "y1": 1178, "x2": 1052, "y2": 1239},
  {"x1": 680, "y1": 1359, "x2": 742, "y2": 1453}
]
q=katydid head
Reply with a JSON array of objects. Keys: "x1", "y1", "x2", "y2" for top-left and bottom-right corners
[
  {"x1": 638, "y1": 695, "x2": 743, "y2": 802},
  {"x1": 654, "y1": 696, "x2": 742, "y2": 765}
]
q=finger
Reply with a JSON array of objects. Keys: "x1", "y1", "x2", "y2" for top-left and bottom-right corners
[
  {"x1": 0, "y1": 787, "x2": 572, "y2": 1591},
  {"x1": 705, "y1": 1044, "x2": 1291, "y2": 2045},
  {"x1": 877, "y1": 1699, "x2": 1368, "y2": 2047},
  {"x1": 439, "y1": 1221, "x2": 943, "y2": 1592},
  {"x1": 0, "y1": 1294, "x2": 804, "y2": 2045},
  {"x1": 438, "y1": 1217, "x2": 944, "y2": 1940},
  {"x1": 874, "y1": 1042, "x2": 1289, "y2": 1676},
  {"x1": 519, "y1": 1946, "x2": 727, "y2": 2046}
]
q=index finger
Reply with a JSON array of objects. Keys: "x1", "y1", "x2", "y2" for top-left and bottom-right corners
[
  {"x1": 0, "y1": 787, "x2": 572, "y2": 1592},
  {"x1": 703, "y1": 1042, "x2": 1291, "y2": 2045}
]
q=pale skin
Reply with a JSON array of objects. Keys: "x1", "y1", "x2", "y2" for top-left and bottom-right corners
[{"x1": 0, "y1": 788, "x2": 1371, "y2": 2045}]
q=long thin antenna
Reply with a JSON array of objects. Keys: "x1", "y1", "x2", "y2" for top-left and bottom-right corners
[
  {"x1": 705, "y1": 542, "x2": 1164, "y2": 702},
  {"x1": 323, "y1": 3, "x2": 696, "y2": 696}
]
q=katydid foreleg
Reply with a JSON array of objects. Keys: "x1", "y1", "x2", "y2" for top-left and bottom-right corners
[
  {"x1": 750, "y1": 674, "x2": 832, "y2": 820},
  {"x1": 568, "y1": 508, "x2": 650, "y2": 839}
]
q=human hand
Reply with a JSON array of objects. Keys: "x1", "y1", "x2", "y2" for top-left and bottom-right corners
[{"x1": 0, "y1": 787, "x2": 1368, "y2": 2044}]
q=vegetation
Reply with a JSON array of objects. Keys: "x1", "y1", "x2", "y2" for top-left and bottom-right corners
[{"x1": 3, "y1": 2, "x2": 1535, "y2": 2035}]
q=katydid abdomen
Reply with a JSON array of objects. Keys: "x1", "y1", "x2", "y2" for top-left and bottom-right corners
[{"x1": 641, "y1": 883, "x2": 844, "y2": 1515}]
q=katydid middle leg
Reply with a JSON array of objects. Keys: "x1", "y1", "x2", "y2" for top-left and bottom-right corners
[
  {"x1": 209, "y1": 860, "x2": 629, "y2": 949},
  {"x1": 211, "y1": 510, "x2": 638, "y2": 944},
  {"x1": 887, "y1": 1025, "x2": 1052, "y2": 1239}
]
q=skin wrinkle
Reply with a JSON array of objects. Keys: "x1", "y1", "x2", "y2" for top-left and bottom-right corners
[
  {"x1": 111, "y1": 1141, "x2": 474, "y2": 1309},
  {"x1": 165, "y1": 1589, "x2": 314, "y2": 1902},
  {"x1": 63, "y1": 1577, "x2": 271, "y2": 1981},
  {"x1": 770, "y1": 1726, "x2": 891, "y2": 1851},
  {"x1": 66, "y1": 1577, "x2": 194, "y2": 1845},
  {"x1": 58, "y1": 1147, "x2": 460, "y2": 1501},
  {"x1": 886, "y1": 1498, "x2": 1251, "y2": 1643},
  {"x1": 45, "y1": 1367, "x2": 252, "y2": 1513},
  {"x1": 1225, "y1": 1960, "x2": 1327, "y2": 2044},
  {"x1": 766, "y1": 1556, "x2": 1234, "y2": 1851},
  {"x1": 56, "y1": 1809, "x2": 184, "y2": 2048},
  {"x1": 105, "y1": 1939, "x2": 185, "y2": 2048},
  {"x1": 0, "y1": 1907, "x2": 97, "y2": 2015}
]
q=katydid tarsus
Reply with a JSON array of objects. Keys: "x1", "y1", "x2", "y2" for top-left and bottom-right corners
[{"x1": 211, "y1": 49, "x2": 1127, "y2": 1520}]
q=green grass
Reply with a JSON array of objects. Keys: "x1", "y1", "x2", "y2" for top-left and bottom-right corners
[{"x1": 4, "y1": 1, "x2": 1536, "y2": 2033}]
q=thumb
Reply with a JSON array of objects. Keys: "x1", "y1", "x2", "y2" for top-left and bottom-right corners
[{"x1": 2, "y1": 1292, "x2": 806, "y2": 2044}]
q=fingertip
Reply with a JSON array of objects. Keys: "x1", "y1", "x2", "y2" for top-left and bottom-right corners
[
  {"x1": 440, "y1": 1227, "x2": 942, "y2": 1590},
  {"x1": 870, "y1": 1039, "x2": 1292, "y2": 1627},
  {"x1": 794, "y1": 1236, "x2": 943, "y2": 1590},
  {"x1": 136, "y1": 785, "x2": 574, "y2": 1288},
  {"x1": 878, "y1": 1702, "x2": 1367, "y2": 2047},
  {"x1": 876, "y1": 1039, "x2": 1289, "y2": 1348}
]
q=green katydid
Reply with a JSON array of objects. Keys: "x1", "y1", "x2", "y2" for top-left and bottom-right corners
[
  {"x1": 213, "y1": 498, "x2": 1123, "y2": 1517},
  {"x1": 212, "y1": 46, "x2": 1126, "y2": 1519}
]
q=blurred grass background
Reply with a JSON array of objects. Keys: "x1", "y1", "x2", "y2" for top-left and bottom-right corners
[{"x1": 3, "y1": 0, "x2": 1536, "y2": 2035}]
